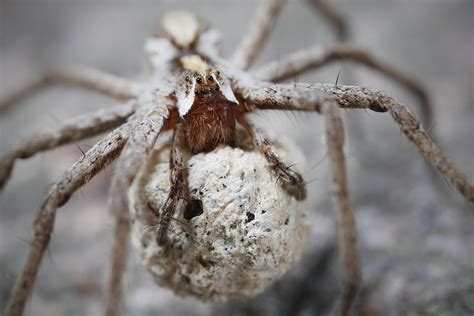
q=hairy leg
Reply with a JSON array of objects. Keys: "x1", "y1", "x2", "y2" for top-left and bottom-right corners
[
  {"x1": 243, "y1": 82, "x2": 474, "y2": 206},
  {"x1": 0, "y1": 66, "x2": 143, "y2": 112},
  {"x1": 0, "y1": 102, "x2": 135, "y2": 189},
  {"x1": 231, "y1": 0, "x2": 286, "y2": 70},
  {"x1": 4, "y1": 123, "x2": 133, "y2": 316},
  {"x1": 106, "y1": 101, "x2": 169, "y2": 316},
  {"x1": 303, "y1": 0, "x2": 378, "y2": 175},
  {"x1": 321, "y1": 101, "x2": 360, "y2": 316},
  {"x1": 252, "y1": 44, "x2": 432, "y2": 126},
  {"x1": 156, "y1": 125, "x2": 186, "y2": 246},
  {"x1": 237, "y1": 116, "x2": 306, "y2": 200}
]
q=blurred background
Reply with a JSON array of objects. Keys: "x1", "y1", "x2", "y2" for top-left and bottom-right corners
[{"x1": 1, "y1": 0, "x2": 473, "y2": 315}]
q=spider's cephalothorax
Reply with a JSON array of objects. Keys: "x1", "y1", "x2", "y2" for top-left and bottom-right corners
[
  {"x1": 176, "y1": 55, "x2": 239, "y2": 153},
  {"x1": 147, "y1": 11, "x2": 246, "y2": 154}
]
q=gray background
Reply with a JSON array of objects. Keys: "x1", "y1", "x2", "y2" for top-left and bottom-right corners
[{"x1": 1, "y1": 0, "x2": 473, "y2": 315}]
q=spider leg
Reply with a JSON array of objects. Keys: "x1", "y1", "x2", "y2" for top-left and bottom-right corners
[
  {"x1": 243, "y1": 82, "x2": 474, "y2": 206},
  {"x1": 0, "y1": 102, "x2": 135, "y2": 189},
  {"x1": 242, "y1": 86, "x2": 360, "y2": 315},
  {"x1": 0, "y1": 66, "x2": 143, "y2": 112},
  {"x1": 4, "y1": 122, "x2": 133, "y2": 316},
  {"x1": 321, "y1": 100, "x2": 360, "y2": 316},
  {"x1": 106, "y1": 102, "x2": 169, "y2": 316},
  {"x1": 252, "y1": 44, "x2": 432, "y2": 127},
  {"x1": 237, "y1": 116, "x2": 306, "y2": 200},
  {"x1": 305, "y1": 0, "x2": 348, "y2": 41},
  {"x1": 231, "y1": 0, "x2": 286, "y2": 70},
  {"x1": 156, "y1": 125, "x2": 186, "y2": 246}
]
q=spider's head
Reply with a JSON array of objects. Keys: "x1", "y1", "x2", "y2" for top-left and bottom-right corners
[{"x1": 176, "y1": 55, "x2": 238, "y2": 117}]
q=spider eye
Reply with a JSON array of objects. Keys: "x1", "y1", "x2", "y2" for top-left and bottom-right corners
[
  {"x1": 196, "y1": 77, "x2": 203, "y2": 84},
  {"x1": 185, "y1": 76, "x2": 190, "y2": 82},
  {"x1": 208, "y1": 76, "x2": 214, "y2": 81}
]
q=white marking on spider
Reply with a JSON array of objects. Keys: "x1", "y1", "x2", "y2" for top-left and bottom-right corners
[
  {"x1": 176, "y1": 75, "x2": 196, "y2": 117},
  {"x1": 161, "y1": 11, "x2": 202, "y2": 48}
]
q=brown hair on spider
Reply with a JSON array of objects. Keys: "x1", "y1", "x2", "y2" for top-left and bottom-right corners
[{"x1": 174, "y1": 55, "x2": 241, "y2": 154}]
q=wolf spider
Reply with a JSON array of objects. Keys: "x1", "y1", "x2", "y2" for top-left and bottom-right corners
[{"x1": 1, "y1": 0, "x2": 473, "y2": 315}]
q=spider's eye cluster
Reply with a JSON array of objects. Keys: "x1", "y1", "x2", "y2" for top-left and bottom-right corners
[{"x1": 191, "y1": 70, "x2": 221, "y2": 96}]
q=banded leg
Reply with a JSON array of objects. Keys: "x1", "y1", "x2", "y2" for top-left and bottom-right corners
[
  {"x1": 231, "y1": 0, "x2": 286, "y2": 70},
  {"x1": 0, "y1": 66, "x2": 143, "y2": 112},
  {"x1": 156, "y1": 125, "x2": 187, "y2": 246},
  {"x1": 242, "y1": 82, "x2": 474, "y2": 206},
  {"x1": 4, "y1": 123, "x2": 133, "y2": 316},
  {"x1": 252, "y1": 44, "x2": 432, "y2": 126},
  {"x1": 237, "y1": 116, "x2": 306, "y2": 200},
  {"x1": 0, "y1": 102, "x2": 135, "y2": 189},
  {"x1": 106, "y1": 102, "x2": 169, "y2": 316}
]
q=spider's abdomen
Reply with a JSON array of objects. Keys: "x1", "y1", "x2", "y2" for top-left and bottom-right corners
[{"x1": 182, "y1": 99, "x2": 236, "y2": 154}]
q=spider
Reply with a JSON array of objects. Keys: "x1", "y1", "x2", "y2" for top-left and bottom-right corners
[{"x1": 1, "y1": 0, "x2": 473, "y2": 315}]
